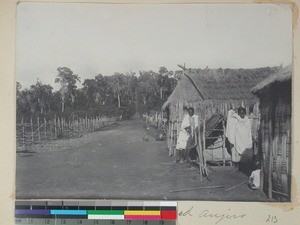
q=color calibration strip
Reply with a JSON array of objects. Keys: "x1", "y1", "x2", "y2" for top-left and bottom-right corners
[{"x1": 15, "y1": 201, "x2": 177, "y2": 221}]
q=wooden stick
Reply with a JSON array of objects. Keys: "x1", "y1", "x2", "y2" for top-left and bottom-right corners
[
  {"x1": 30, "y1": 117, "x2": 34, "y2": 142},
  {"x1": 44, "y1": 117, "x2": 47, "y2": 141},
  {"x1": 22, "y1": 117, "x2": 25, "y2": 146},
  {"x1": 54, "y1": 114, "x2": 57, "y2": 138},
  {"x1": 268, "y1": 118, "x2": 273, "y2": 199},
  {"x1": 203, "y1": 118, "x2": 207, "y2": 164},
  {"x1": 225, "y1": 181, "x2": 247, "y2": 191},
  {"x1": 222, "y1": 119, "x2": 226, "y2": 167},
  {"x1": 170, "y1": 185, "x2": 225, "y2": 193},
  {"x1": 198, "y1": 120, "x2": 203, "y2": 181}
]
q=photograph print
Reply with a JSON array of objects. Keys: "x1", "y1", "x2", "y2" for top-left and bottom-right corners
[{"x1": 16, "y1": 2, "x2": 292, "y2": 201}]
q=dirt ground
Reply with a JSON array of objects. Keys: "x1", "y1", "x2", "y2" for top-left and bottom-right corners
[{"x1": 16, "y1": 119, "x2": 270, "y2": 201}]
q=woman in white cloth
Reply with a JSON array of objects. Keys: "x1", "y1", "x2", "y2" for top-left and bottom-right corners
[
  {"x1": 225, "y1": 106, "x2": 252, "y2": 169},
  {"x1": 175, "y1": 107, "x2": 199, "y2": 163}
]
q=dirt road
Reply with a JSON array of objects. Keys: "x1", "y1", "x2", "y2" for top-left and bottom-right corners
[{"x1": 16, "y1": 119, "x2": 269, "y2": 201}]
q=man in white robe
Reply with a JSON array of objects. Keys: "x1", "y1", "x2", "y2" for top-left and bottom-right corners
[
  {"x1": 225, "y1": 107, "x2": 252, "y2": 168},
  {"x1": 175, "y1": 107, "x2": 199, "y2": 163}
]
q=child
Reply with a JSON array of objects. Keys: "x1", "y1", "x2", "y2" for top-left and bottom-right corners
[{"x1": 248, "y1": 160, "x2": 261, "y2": 190}]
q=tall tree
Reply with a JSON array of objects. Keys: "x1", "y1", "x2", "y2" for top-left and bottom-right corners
[
  {"x1": 95, "y1": 74, "x2": 113, "y2": 105},
  {"x1": 29, "y1": 80, "x2": 53, "y2": 113},
  {"x1": 82, "y1": 79, "x2": 98, "y2": 108},
  {"x1": 108, "y1": 73, "x2": 130, "y2": 108},
  {"x1": 157, "y1": 67, "x2": 174, "y2": 100},
  {"x1": 55, "y1": 67, "x2": 80, "y2": 112},
  {"x1": 137, "y1": 70, "x2": 160, "y2": 111}
]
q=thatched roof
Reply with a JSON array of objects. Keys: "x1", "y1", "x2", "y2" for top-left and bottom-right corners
[
  {"x1": 252, "y1": 64, "x2": 292, "y2": 94},
  {"x1": 163, "y1": 66, "x2": 279, "y2": 109}
]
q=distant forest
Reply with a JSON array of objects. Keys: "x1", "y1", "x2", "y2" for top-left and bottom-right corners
[{"x1": 16, "y1": 66, "x2": 182, "y2": 122}]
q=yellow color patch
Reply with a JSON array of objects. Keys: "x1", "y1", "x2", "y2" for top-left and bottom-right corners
[{"x1": 124, "y1": 210, "x2": 160, "y2": 215}]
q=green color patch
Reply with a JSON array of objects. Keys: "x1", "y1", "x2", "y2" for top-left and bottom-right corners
[{"x1": 87, "y1": 210, "x2": 124, "y2": 215}]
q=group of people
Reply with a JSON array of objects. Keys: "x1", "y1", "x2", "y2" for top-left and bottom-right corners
[{"x1": 174, "y1": 106, "x2": 260, "y2": 190}]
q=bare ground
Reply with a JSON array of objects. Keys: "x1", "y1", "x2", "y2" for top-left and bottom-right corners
[{"x1": 16, "y1": 119, "x2": 270, "y2": 201}]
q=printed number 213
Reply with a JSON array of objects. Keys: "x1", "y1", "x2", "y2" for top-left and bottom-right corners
[{"x1": 266, "y1": 215, "x2": 278, "y2": 223}]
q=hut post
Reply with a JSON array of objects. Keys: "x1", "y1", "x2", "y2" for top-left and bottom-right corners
[
  {"x1": 170, "y1": 122, "x2": 174, "y2": 156},
  {"x1": 202, "y1": 116, "x2": 206, "y2": 165},
  {"x1": 198, "y1": 120, "x2": 203, "y2": 181},
  {"x1": 268, "y1": 118, "x2": 273, "y2": 199},
  {"x1": 167, "y1": 121, "x2": 170, "y2": 155},
  {"x1": 176, "y1": 117, "x2": 179, "y2": 154},
  {"x1": 222, "y1": 119, "x2": 226, "y2": 167}
]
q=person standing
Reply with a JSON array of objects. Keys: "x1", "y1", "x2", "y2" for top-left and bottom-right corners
[
  {"x1": 225, "y1": 106, "x2": 252, "y2": 170},
  {"x1": 175, "y1": 107, "x2": 199, "y2": 163}
]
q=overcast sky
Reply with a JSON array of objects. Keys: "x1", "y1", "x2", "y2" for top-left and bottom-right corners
[{"x1": 16, "y1": 3, "x2": 292, "y2": 90}]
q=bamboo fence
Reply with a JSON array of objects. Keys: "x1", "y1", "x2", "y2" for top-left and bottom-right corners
[{"x1": 16, "y1": 116, "x2": 117, "y2": 147}]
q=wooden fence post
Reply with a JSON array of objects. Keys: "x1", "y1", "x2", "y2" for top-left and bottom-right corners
[
  {"x1": 54, "y1": 114, "x2": 57, "y2": 139},
  {"x1": 57, "y1": 117, "x2": 61, "y2": 138},
  {"x1": 30, "y1": 117, "x2": 34, "y2": 142},
  {"x1": 44, "y1": 117, "x2": 47, "y2": 141},
  {"x1": 85, "y1": 114, "x2": 88, "y2": 131},
  {"x1": 22, "y1": 117, "x2": 25, "y2": 146},
  {"x1": 62, "y1": 117, "x2": 64, "y2": 136},
  {"x1": 170, "y1": 122, "x2": 173, "y2": 156},
  {"x1": 37, "y1": 117, "x2": 41, "y2": 142}
]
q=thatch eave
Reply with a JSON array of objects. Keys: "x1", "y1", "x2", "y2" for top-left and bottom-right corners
[
  {"x1": 252, "y1": 64, "x2": 292, "y2": 94},
  {"x1": 163, "y1": 66, "x2": 279, "y2": 110}
]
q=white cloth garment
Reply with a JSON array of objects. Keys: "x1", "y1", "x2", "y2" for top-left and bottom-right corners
[
  {"x1": 235, "y1": 115, "x2": 252, "y2": 154},
  {"x1": 176, "y1": 114, "x2": 199, "y2": 150},
  {"x1": 231, "y1": 146, "x2": 241, "y2": 162},
  {"x1": 225, "y1": 110, "x2": 252, "y2": 161},
  {"x1": 225, "y1": 110, "x2": 237, "y2": 145},
  {"x1": 249, "y1": 169, "x2": 261, "y2": 189}
]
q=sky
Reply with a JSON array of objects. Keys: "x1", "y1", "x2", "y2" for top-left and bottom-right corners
[{"x1": 16, "y1": 3, "x2": 292, "y2": 90}]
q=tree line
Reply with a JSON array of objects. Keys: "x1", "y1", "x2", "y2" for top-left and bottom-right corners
[{"x1": 17, "y1": 66, "x2": 181, "y2": 122}]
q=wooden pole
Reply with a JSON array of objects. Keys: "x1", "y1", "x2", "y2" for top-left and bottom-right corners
[
  {"x1": 268, "y1": 118, "x2": 273, "y2": 199},
  {"x1": 49, "y1": 118, "x2": 52, "y2": 141},
  {"x1": 170, "y1": 122, "x2": 174, "y2": 156},
  {"x1": 54, "y1": 114, "x2": 57, "y2": 139},
  {"x1": 203, "y1": 118, "x2": 206, "y2": 165},
  {"x1": 44, "y1": 117, "x2": 47, "y2": 141},
  {"x1": 57, "y1": 117, "x2": 60, "y2": 138},
  {"x1": 168, "y1": 121, "x2": 171, "y2": 155},
  {"x1": 30, "y1": 117, "x2": 34, "y2": 142},
  {"x1": 198, "y1": 120, "x2": 203, "y2": 181},
  {"x1": 170, "y1": 185, "x2": 224, "y2": 193},
  {"x1": 61, "y1": 117, "x2": 64, "y2": 137},
  {"x1": 37, "y1": 117, "x2": 41, "y2": 142},
  {"x1": 222, "y1": 119, "x2": 226, "y2": 167},
  {"x1": 225, "y1": 181, "x2": 247, "y2": 191},
  {"x1": 22, "y1": 117, "x2": 25, "y2": 146},
  {"x1": 86, "y1": 114, "x2": 88, "y2": 130}
]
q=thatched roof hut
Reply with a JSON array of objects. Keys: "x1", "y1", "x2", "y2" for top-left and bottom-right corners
[
  {"x1": 252, "y1": 64, "x2": 292, "y2": 93},
  {"x1": 163, "y1": 66, "x2": 279, "y2": 164},
  {"x1": 252, "y1": 65, "x2": 292, "y2": 201},
  {"x1": 163, "y1": 66, "x2": 279, "y2": 120}
]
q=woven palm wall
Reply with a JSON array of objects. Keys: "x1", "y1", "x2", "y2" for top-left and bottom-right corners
[
  {"x1": 253, "y1": 65, "x2": 292, "y2": 201},
  {"x1": 259, "y1": 81, "x2": 291, "y2": 201}
]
